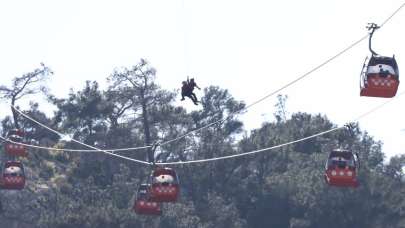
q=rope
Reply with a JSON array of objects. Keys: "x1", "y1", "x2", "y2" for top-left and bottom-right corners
[
  {"x1": 0, "y1": 135, "x2": 148, "y2": 153},
  {"x1": 160, "y1": 2, "x2": 405, "y2": 146},
  {"x1": 160, "y1": 35, "x2": 368, "y2": 146},
  {"x1": 352, "y1": 90, "x2": 405, "y2": 122},
  {"x1": 0, "y1": 135, "x2": 96, "y2": 152},
  {"x1": 6, "y1": 2, "x2": 403, "y2": 153},
  {"x1": 11, "y1": 106, "x2": 152, "y2": 165},
  {"x1": 4, "y1": 2, "x2": 404, "y2": 164},
  {"x1": 159, "y1": 127, "x2": 343, "y2": 165},
  {"x1": 158, "y1": 89, "x2": 405, "y2": 165},
  {"x1": 9, "y1": 87, "x2": 405, "y2": 166},
  {"x1": 379, "y1": 2, "x2": 405, "y2": 28},
  {"x1": 4, "y1": 105, "x2": 151, "y2": 152}
]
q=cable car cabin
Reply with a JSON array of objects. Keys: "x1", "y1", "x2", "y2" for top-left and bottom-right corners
[
  {"x1": 324, "y1": 150, "x2": 359, "y2": 188},
  {"x1": 133, "y1": 184, "x2": 162, "y2": 216},
  {"x1": 1, "y1": 161, "x2": 26, "y2": 190},
  {"x1": 360, "y1": 55, "x2": 399, "y2": 98},
  {"x1": 149, "y1": 167, "x2": 180, "y2": 202},
  {"x1": 7, "y1": 129, "x2": 25, "y2": 138},
  {"x1": 4, "y1": 129, "x2": 27, "y2": 157}
]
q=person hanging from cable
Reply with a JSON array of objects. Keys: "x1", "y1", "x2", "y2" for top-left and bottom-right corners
[
  {"x1": 180, "y1": 76, "x2": 200, "y2": 105},
  {"x1": 181, "y1": 81, "x2": 195, "y2": 104}
]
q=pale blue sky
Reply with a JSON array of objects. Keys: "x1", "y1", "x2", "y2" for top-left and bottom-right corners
[{"x1": 0, "y1": 0, "x2": 404, "y2": 159}]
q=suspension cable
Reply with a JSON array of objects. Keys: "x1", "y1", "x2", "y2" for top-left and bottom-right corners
[
  {"x1": 11, "y1": 106, "x2": 151, "y2": 165},
  {"x1": 160, "y1": 2, "x2": 405, "y2": 147},
  {"x1": 6, "y1": 2, "x2": 403, "y2": 153},
  {"x1": 8, "y1": 88, "x2": 405, "y2": 166},
  {"x1": 0, "y1": 136, "x2": 96, "y2": 152},
  {"x1": 157, "y1": 90, "x2": 405, "y2": 165},
  {"x1": 160, "y1": 35, "x2": 368, "y2": 146},
  {"x1": 0, "y1": 135, "x2": 147, "y2": 153},
  {"x1": 380, "y1": 2, "x2": 405, "y2": 28},
  {"x1": 3, "y1": 2, "x2": 404, "y2": 161},
  {"x1": 159, "y1": 127, "x2": 343, "y2": 165}
]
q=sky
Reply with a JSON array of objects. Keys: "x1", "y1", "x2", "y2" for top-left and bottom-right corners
[{"x1": 0, "y1": 0, "x2": 404, "y2": 160}]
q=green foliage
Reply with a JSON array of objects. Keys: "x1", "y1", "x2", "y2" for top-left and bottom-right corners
[{"x1": 0, "y1": 60, "x2": 404, "y2": 228}]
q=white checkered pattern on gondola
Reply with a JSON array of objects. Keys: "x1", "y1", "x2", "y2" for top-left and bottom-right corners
[
  {"x1": 5, "y1": 176, "x2": 22, "y2": 183},
  {"x1": 370, "y1": 78, "x2": 395, "y2": 87}
]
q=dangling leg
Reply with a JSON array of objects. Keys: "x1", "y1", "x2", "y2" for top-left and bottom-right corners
[
  {"x1": 185, "y1": 94, "x2": 197, "y2": 105},
  {"x1": 190, "y1": 93, "x2": 199, "y2": 105},
  {"x1": 191, "y1": 93, "x2": 199, "y2": 102},
  {"x1": 189, "y1": 93, "x2": 198, "y2": 105}
]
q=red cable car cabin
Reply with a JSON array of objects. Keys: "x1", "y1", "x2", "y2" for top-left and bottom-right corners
[
  {"x1": 360, "y1": 55, "x2": 399, "y2": 98},
  {"x1": 4, "y1": 129, "x2": 27, "y2": 157},
  {"x1": 7, "y1": 129, "x2": 25, "y2": 138},
  {"x1": 1, "y1": 161, "x2": 26, "y2": 190},
  {"x1": 133, "y1": 184, "x2": 162, "y2": 216},
  {"x1": 324, "y1": 150, "x2": 359, "y2": 188},
  {"x1": 149, "y1": 167, "x2": 180, "y2": 202}
]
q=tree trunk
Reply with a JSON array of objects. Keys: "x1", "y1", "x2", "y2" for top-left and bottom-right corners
[
  {"x1": 140, "y1": 89, "x2": 153, "y2": 163},
  {"x1": 11, "y1": 96, "x2": 19, "y2": 129}
]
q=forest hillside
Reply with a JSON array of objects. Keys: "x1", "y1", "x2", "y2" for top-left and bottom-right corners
[{"x1": 0, "y1": 61, "x2": 404, "y2": 228}]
